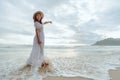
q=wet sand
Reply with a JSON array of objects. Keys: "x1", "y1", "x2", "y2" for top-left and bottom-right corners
[
  {"x1": 109, "y1": 67, "x2": 120, "y2": 80},
  {"x1": 43, "y1": 67, "x2": 120, "y2": 80},
  {"x1": 43, "y1": 76, "x2": 93, "y2": 80}
]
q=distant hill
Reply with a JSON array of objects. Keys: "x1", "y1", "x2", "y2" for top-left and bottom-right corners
[{"x1": 92, "y1": 38, "x2": 120, "y2": 46}]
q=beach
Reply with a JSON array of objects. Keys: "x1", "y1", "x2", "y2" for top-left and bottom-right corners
[
  {"x1": 0, "y1": 44, "x2": 120, "y2": 80},
  {"x1": 43, "y1": 76, "x2": 93, "y2": 80},
  {"x1": 43, "y1": 68, "x2": 120, "y2": 80},
  {"x1": 109, "y1": 67, "x2": 120, "y2": 80}
]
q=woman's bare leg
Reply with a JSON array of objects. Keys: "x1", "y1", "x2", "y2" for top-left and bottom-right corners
[
  {"x1": 18, "y1": 64, "x2": 31, "y2": 73},
  {"x1": 9, "y1": 64, "x2": 32, "y2": 79}
]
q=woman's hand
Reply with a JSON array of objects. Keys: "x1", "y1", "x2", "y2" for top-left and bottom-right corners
[
  {"x1": 49, "y1": 21, "x2": 52, "y2": 24},
  {"x1": 38, "y1": 40, "x2": 42, "y2": 45},
  {"x1": 44, "y1": 21, "x2": 52, "y2": 24}
]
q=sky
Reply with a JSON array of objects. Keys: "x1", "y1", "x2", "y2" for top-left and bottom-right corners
[{"x1": 0, "y1": 0, "x2": 120, "y2": 46}]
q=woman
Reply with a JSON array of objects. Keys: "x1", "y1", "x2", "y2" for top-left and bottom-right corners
[{"x1": 19, "y1": 11, "x2": 52, "y2": 72}]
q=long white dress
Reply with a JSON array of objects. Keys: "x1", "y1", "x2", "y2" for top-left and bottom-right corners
[{"x1": 26, "y1": 21, "x2": 45, "y2": 68}]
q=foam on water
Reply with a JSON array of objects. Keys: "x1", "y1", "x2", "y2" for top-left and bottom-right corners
[
  {"x1": 0, "y1": 45, "x2": 120, "y2": 80},
  {"x1": 49, "y1": 53, "x2": 120, "y2": 80}
]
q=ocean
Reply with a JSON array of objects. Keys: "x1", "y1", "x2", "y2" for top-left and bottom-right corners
[{"x1": 0, "y1": 44, "x2": 120, "y2": 80}]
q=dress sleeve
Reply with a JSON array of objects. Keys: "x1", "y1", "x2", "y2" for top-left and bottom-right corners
[{"x1": 34, "y1": 22, "x2": 42, "y2": 29}]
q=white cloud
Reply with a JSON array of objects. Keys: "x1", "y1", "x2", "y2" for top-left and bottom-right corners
[{"x1": 0, "y1": 0, "x2": 120, "y2": 45}]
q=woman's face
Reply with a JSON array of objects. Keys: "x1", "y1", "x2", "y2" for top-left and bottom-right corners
[{"x1": 36, "y1": 14, "x2": 42, "y2": 21}]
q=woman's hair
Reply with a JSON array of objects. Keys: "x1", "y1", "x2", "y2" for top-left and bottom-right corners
[{"x1": 33, "y1": 11, "x2": 44, "y2": 24}]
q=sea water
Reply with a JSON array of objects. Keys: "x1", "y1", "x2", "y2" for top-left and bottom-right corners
[{"x1": 0, "y1": 44, "x2": 120, "y2": 80}]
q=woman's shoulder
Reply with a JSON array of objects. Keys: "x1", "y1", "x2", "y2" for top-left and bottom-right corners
[
  {"x1": 34, "y1": 21, "x2": 43, "y2": 28},
  {"x1": 34, "y1": 21, "x2": 43, "y2": 24},
  {"x1": 34, "y1": 21, "x2": 40, "y2": 25}
]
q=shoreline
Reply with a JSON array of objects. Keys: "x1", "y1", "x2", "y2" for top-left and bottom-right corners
[
  {"x1": 109, "y1": 67, "x2": 120, "y2": 80},
  {"x1": 43, "y1": 76, "x2": 93, "y2": 80},
  {"x1": 43, "y1": 67, "x2": 120, "y2": 80}
]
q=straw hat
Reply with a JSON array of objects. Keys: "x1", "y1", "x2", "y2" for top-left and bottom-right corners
[{"x1": 33, "y1": 11, "x2": 44, "y2": 20}]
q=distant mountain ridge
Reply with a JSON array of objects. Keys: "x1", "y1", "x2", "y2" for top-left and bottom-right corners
[{"x1": 92, "y1": 38, "x2": 120, "y2": 46}]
